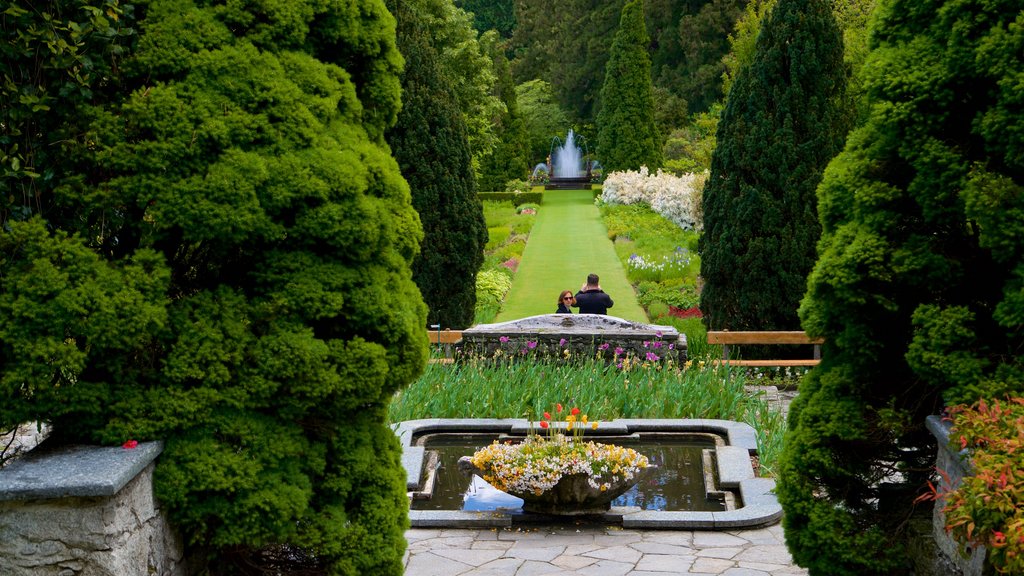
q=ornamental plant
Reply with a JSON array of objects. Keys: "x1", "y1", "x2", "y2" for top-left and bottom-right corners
[
  {"x1": 469, "y1": 404, "x2": 649, "y2": 496},
  {"x1": 600, "y1": 167, "x2": 707, "y2": 231},
  {"x1": 941, "y1": 398, "x2": 1024, "y2": 574}
]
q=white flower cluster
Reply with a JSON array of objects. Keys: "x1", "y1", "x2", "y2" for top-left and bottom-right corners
[
  {"x1": 627, "y1": 249, "x2": 692, "y2": 273},
  {"x1": 601, "y1": 167, "x2": 708, "y2": 231}
]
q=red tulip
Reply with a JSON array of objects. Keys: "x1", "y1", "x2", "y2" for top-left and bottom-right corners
[
  {"x1": 543, "y1": 412, "x2": 551, "y2": 420},
  {"x1": 539, "y1": 421, "x2": 549, "y2": 429},
  {"x1": 556, "y1": 403, "x2": 563, "y2": 413},
  {"x1": 571, "y1": 407, "x2": 580, "y2": 416}
]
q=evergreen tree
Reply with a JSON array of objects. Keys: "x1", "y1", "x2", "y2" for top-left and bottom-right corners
[
  {"x1": 478, "y1": 32, "x2": 531, "y2": 191},
  {"x1": 596, "y1": 0, "x2": 662, "y2": 173},
  {"x1": 1, "y1": 0, "x2": 425, "y2": 573},
  {"x1": 515, "y1": 79, "x2": 572, "y2": 165},
  {"x1": 456, "y1": 0, "x2": 516, "y2": 37},
  {"x1": 777, "y1": 0, "x2": 1024, "y2": 571},
  {"x1": 387, "y1": 0, "x2": 488, "y2": 329},
  {"x1": 699, "y1": 0, "x2": 849, "y2": 334},
  {"x1": 511, "y1": 0, "x2": 623, "y2": 123}
]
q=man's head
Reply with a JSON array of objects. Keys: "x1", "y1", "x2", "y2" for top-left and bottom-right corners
[{"x1": 586, "y1": 273, "x2": 599, "y2": 287}]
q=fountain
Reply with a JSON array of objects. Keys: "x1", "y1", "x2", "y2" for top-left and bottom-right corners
[
  {"x1": 395, "y1": 418, "x2": 784, "y2": 528},
  {"x1": 546, "y1": 130, "x2": 595, "y2": 190}
]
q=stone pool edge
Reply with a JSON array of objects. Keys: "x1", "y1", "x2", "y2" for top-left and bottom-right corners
[{"x1": 392, "y1": 418, "x2": 782, "y2": 530}]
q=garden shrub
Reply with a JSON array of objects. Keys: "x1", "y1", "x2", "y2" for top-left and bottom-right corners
[
  {"x1": 938, "y1": 398, "x2": 1024, "y2": 574},
  {"x1": 1, "y1": 1, "x2": 425, "y2": 573},
  {"x1": 505, "y1": 179, "x2": 532, "y2": 194},
  {"x1": 777, "y1": 0, "x2": 1024, "y2": 571},
  {"x1": 601, "y1": 167, "x2": 706, "y2": 231}
]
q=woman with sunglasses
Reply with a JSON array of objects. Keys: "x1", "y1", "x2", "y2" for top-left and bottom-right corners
[{"x1": 556, "y1": 290, "x2": 576, "y2": 313}]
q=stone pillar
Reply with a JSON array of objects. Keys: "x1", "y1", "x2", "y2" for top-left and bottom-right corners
[{"x1": 0, "y1": 442, "x2": 188, "y2": 576}]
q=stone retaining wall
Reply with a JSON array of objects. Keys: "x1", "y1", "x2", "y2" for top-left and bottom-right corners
[
  {"x1": 926, "y1": 415, "x2": 990, "y2": 576},
  {"x1": 457, "y1": 314, "x2": 686, "y2": 364},
  {"x1": 0, "y1": 441, "x2": 187, "y2": 576}
]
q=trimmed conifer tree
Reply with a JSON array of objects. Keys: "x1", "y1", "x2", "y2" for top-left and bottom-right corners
[
  {"x1": 1, "y1": 0, "x2": 425, "y2": 573},
  {"x1": 777, "y1": 0, "x2": 1024, "y2": 572},
  {"x1": 386, "y1": 0, "x2": 488, "y2": 329},
  {"x1": 699, "y1": 0, "x2": 849, "y2": 334},
  {"x1": 596, "y1": 0, "x2": 662, "y2": 173}
]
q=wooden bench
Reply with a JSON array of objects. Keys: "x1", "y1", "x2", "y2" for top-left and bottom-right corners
[
  {"x1": 427, "y1": 329, "x2": 462, "y2": 363},
  {"x1": 706, "y1": 331, "x2": 823, "y2": 367}
]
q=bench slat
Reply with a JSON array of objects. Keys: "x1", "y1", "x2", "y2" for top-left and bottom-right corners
[
  {"x1": 711, "y1": 359, "x2": 820, "y2": 367},
  {"x1": 706, "y1": 331, "x2": 824, "y2": 345},
  {"x1": 427, "y1": 331, "x2": 463, "y2": 344}
]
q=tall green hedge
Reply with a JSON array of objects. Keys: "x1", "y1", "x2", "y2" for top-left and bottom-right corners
[
  {"x1": 699, "y1": 0, "x2": 849, "y2": 335},
  {"x1": 1, "y1": 0, "x2": 426, "y2": 573},
  {"x1": 386, "y1": 0, "x2": 488, "y2": 330},
  {"x1": 777, "y1": 0, "x2": 1024, "y2": 572},
  {"x1": 596, "y1": 0, "x2": 662, "y2": 173}
]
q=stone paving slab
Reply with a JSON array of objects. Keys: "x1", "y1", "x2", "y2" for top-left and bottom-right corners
[{"x1": 405, "y1": 524, "x2": 809, "y2": 576}]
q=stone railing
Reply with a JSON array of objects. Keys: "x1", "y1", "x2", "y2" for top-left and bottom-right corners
[
  {"x1": 0, "y1": 441, "x2": 188, "y2": 576},
  {"x1": 456, "y1": 314, "x2": 686, "y2": 363}
]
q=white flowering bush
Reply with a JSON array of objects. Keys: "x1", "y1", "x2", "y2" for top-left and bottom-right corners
[{"x1": 600, "y1": 167, "x2": 707, "y2": 231}]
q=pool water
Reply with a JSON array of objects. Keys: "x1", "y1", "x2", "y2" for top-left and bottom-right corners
[{"x1": 410, "y1": 433, "x2": 728, "y2": 513}]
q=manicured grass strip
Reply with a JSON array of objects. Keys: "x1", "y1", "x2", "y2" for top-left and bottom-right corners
[{"x1": 496, "y1": 189, "x2": 648, "y2": 322}]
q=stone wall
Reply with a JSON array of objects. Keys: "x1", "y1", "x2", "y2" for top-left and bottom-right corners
[
  {"x1": 926, "y1": 415, "x2": 990, "y2": 576},
  {"x1": 0, "y1": 442, "x2": 188, "y2": 576},
  {"x1": 457, "y1": 314, "x2": 686, "y2": 364}
]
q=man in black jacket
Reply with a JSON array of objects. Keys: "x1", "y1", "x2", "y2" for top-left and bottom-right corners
[{"x1": 574, "y1": 273, "x2": 614, "y2": 314}]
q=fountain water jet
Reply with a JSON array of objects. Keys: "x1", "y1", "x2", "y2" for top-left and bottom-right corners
[{"x1": 546, "y1": 130, "x2": 595, "y2": 190}]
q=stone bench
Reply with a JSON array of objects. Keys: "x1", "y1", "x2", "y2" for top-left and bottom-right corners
[
  {"x1": 0, "y1": 441, "x2": 187, "y2": 576},
  {"x1": 456, "y1": 314, "x2": 686, "y2": 363}
]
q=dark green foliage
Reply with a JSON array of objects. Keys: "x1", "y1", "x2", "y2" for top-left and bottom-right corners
[
  {"x1": 387, "y1": 0, "x2": 488, "y2": 329},
  {"x1": 511, "y1": 0, "x2": 623, "y2": 122},
  {"x1": 515, "y1": 79, "x2": 572, "y2": 165},
  {"x1": 596, "y1": 0, "x2": 662, "y2": 173},
  {"x1": 660, "y1": 0, "x2": 746, "y2": 114},
  {"x1": 478, "y1": 33, "x2": 531, "y2": 191},
  {"x1": 456, "y1": 0, "x2": 516, "y2": 37},
  {"x1": 699, "y1": 0, "x2": 849, "y2": 335},
  {"x1": 777, "y1": 0, "x2": 1024, "y2": 572},
  {"x1": 1, "y1": 0, "x2": 426, "y2": 573}
]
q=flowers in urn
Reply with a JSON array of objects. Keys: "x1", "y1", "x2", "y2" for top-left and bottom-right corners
[{"x1": 458, "y1": 404, "x2": 651, "y2": 514}]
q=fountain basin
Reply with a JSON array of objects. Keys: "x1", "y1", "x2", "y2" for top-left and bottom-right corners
[{"x1": 393, "y1": 418, "x2": 782, "y2": 529}]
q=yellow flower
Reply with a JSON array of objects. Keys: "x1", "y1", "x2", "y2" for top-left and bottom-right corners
[
  {"x1": 591, "y1": 422, "x2": 598, "y2": 430},
  {"x1": 582, "y1": 415, "x2": 588, "y2": 424}
]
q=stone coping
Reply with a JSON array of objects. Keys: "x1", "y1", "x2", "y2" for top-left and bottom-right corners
[
  {"x1": 393, "y1": 418, "x2": 781, "y2": 530},
  {"x1": 0, "y1": 440, "x2": 163, "y2": 501},
  {"x1": 462, "y1": 314, "x2": 682, "y2": 338}
]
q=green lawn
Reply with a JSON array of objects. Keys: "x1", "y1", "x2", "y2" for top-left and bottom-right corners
[{"x1": 495, "y1": 189, "x2": 648, "y2": 322}]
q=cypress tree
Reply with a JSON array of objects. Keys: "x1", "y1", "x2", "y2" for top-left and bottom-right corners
[
  {"x1": 596, "y1": 0, "x2": 662, "y2": 173},
  {"x1": 387, "y1": 0, "x2": 488, "y2": 329},
  {"x1": 777, "y1": 0, "x2": 1024, "y2": 572},
  {"x1": 1, "y1": 0, "x2": 425, "y2": 573},
  {"x1": 699, "y1": 0, "x2": 849, "y2": 335}
]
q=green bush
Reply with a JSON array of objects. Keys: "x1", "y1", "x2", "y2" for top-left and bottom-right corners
[
  {"x1": 1, "y1": 1, "x2": 425, "y2": 573},
  {"x1": 635, "y1": 280, "x2": 700, "y2": 309},
  {"x1": 505, "y1": 179, "x2": 532, "y2": 194}
]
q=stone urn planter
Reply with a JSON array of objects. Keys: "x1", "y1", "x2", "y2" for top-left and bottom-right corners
[{"x1": 457, "y1": 435, "x2": 653, "y2": 515}]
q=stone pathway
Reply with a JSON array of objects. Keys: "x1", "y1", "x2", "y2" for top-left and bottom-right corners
[{"x1": 404, "y1": 523, "x2": 807, "y2": 575}]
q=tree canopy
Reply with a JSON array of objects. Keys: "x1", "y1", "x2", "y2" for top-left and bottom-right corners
[{"x1": 777, "y1": 0, "x2": 1024, "y2": 571}]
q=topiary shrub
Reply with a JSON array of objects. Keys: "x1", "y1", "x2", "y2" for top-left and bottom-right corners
[{"x1": 1, "y1": 0, "x2": 426, "y2": 573}]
